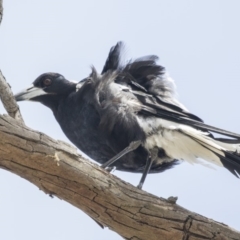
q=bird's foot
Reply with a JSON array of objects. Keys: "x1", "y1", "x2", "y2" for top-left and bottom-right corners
[
  {"x1": 105, "y1": 166, "x2": 116, "y2": 173},
  {"x1": 167, "y1": 196, "x2": 178, "y2": 204}
]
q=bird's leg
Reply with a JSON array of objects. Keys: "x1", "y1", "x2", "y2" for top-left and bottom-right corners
[
  {"x1": 101, "y1": 140, "x2": 142, "y2": 169},
  {"x1": 137, "y1": 147, "x2": 158, "y2": 189},
  {"x1": 105, "y1": 166, "x2": 116, "y2": 172}
]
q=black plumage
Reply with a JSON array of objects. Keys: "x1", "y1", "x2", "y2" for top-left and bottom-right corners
[{"x1": 15, "y1": 42, "x2": 240, "y2": 189}]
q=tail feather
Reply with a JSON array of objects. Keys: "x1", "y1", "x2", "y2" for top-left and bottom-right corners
[
  {"x1": 219, "y1": 152, "x2": 240, "y2": 178},
  {"x1": 211, "y1": 138, "x2": 240, "y2": 177},
  {"x1": 214, "y1": 138, "x2": 240, "y2": 144},
  {"x1": 178, "y1": 126, "x2": 240, "y2": 178}
]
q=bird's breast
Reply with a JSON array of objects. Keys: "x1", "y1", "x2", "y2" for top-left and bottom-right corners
[{"x1": 55, "y1": 98, "x2": 115, "y2": 163}]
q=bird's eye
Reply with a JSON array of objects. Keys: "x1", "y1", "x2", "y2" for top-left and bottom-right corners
[{"x1": 43, "y1": 78, "x2": 52, "y2": 86}]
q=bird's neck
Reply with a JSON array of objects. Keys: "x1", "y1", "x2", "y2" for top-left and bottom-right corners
[{"x1": 38, "y1": 94, "x2": 68, "y2": 114}]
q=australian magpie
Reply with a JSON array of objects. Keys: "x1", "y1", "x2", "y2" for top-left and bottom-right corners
[{"x1": 14, "y1": 42, "x2": 240, "y2": 189}]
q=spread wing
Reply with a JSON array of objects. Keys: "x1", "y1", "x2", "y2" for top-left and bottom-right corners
[
  {"x1": 75, "y1": 42, "x2": 240, "y2": 176},
  {"x1": 100, "y1": 42, "x2": 240, "y2": 140}
]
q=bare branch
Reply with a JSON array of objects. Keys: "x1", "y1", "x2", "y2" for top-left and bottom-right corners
[
  {"x1": 0, "y1": 70, "x2": 24, "y2": 122},
  {"x1": 0, "y1": 0, "x2": 3, "y2": 25},
  {"x1": 0, "y1": 1, "x2": 24, "y2": 122},
  {"x1": 0, "y1": 114, "x2": 239, "y2": 240}
]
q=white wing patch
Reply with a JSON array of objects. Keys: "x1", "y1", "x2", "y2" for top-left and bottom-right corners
[{"x1": 136, "y1": 117, "x2": 239, "y2": 167}]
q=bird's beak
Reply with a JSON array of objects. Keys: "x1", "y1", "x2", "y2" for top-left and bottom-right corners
[{"x1": 14, "y1": 85, "x2": 48, "y2": 101}]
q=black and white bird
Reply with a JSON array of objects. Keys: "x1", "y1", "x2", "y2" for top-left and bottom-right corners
[{"x1": 15, "y1": 42, "x2": 240, "y2": 189}]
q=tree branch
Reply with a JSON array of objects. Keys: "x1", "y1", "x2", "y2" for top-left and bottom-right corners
[
  {"x1": 0, "y1": 113, "x2": 239, "y2": 239},
  {"x1": 0, "y1": 1, "x2": 24, "y2": 122},
  {"x1": 0, "y1": 0, "x2": 3, "y2": 25},
  {"x1": 0, "y1": 70, "x2": 24, "y2": 122}
]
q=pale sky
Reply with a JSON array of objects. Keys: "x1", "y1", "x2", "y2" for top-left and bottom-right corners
[{"x1": 0, "y1": 1, "x2": 240, "y2": 239}]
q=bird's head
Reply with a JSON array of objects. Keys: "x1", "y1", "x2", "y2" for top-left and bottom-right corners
[{"x1": 14, "y1": 72, "x2": 77, "y2": 110}]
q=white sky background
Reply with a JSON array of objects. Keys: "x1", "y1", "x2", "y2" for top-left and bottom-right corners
[{"x1": 0, "y1": 0, "x2": 240, "y2": 239}]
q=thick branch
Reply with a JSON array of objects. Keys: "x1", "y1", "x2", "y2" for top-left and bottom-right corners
[{"x1": 0, "y1": 114, "x2": 239, "y2": 240}]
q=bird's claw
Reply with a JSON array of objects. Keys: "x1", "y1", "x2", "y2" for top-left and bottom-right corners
[{"x1": 167, "y1": 196, "x2": 178, "y2": 204}]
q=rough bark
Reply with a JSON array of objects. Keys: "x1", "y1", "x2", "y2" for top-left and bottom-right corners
[
  {"x1": 0, "y1": 114, "x2": 239, "y2": 240},
  {"x1": 0, "y1": 70, "x2": 24, "y2": 122}
]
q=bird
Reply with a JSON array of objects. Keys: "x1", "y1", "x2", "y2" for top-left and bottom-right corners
[{"x1": 14, "y1": 41, "x2": 240, "y2": 189}]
